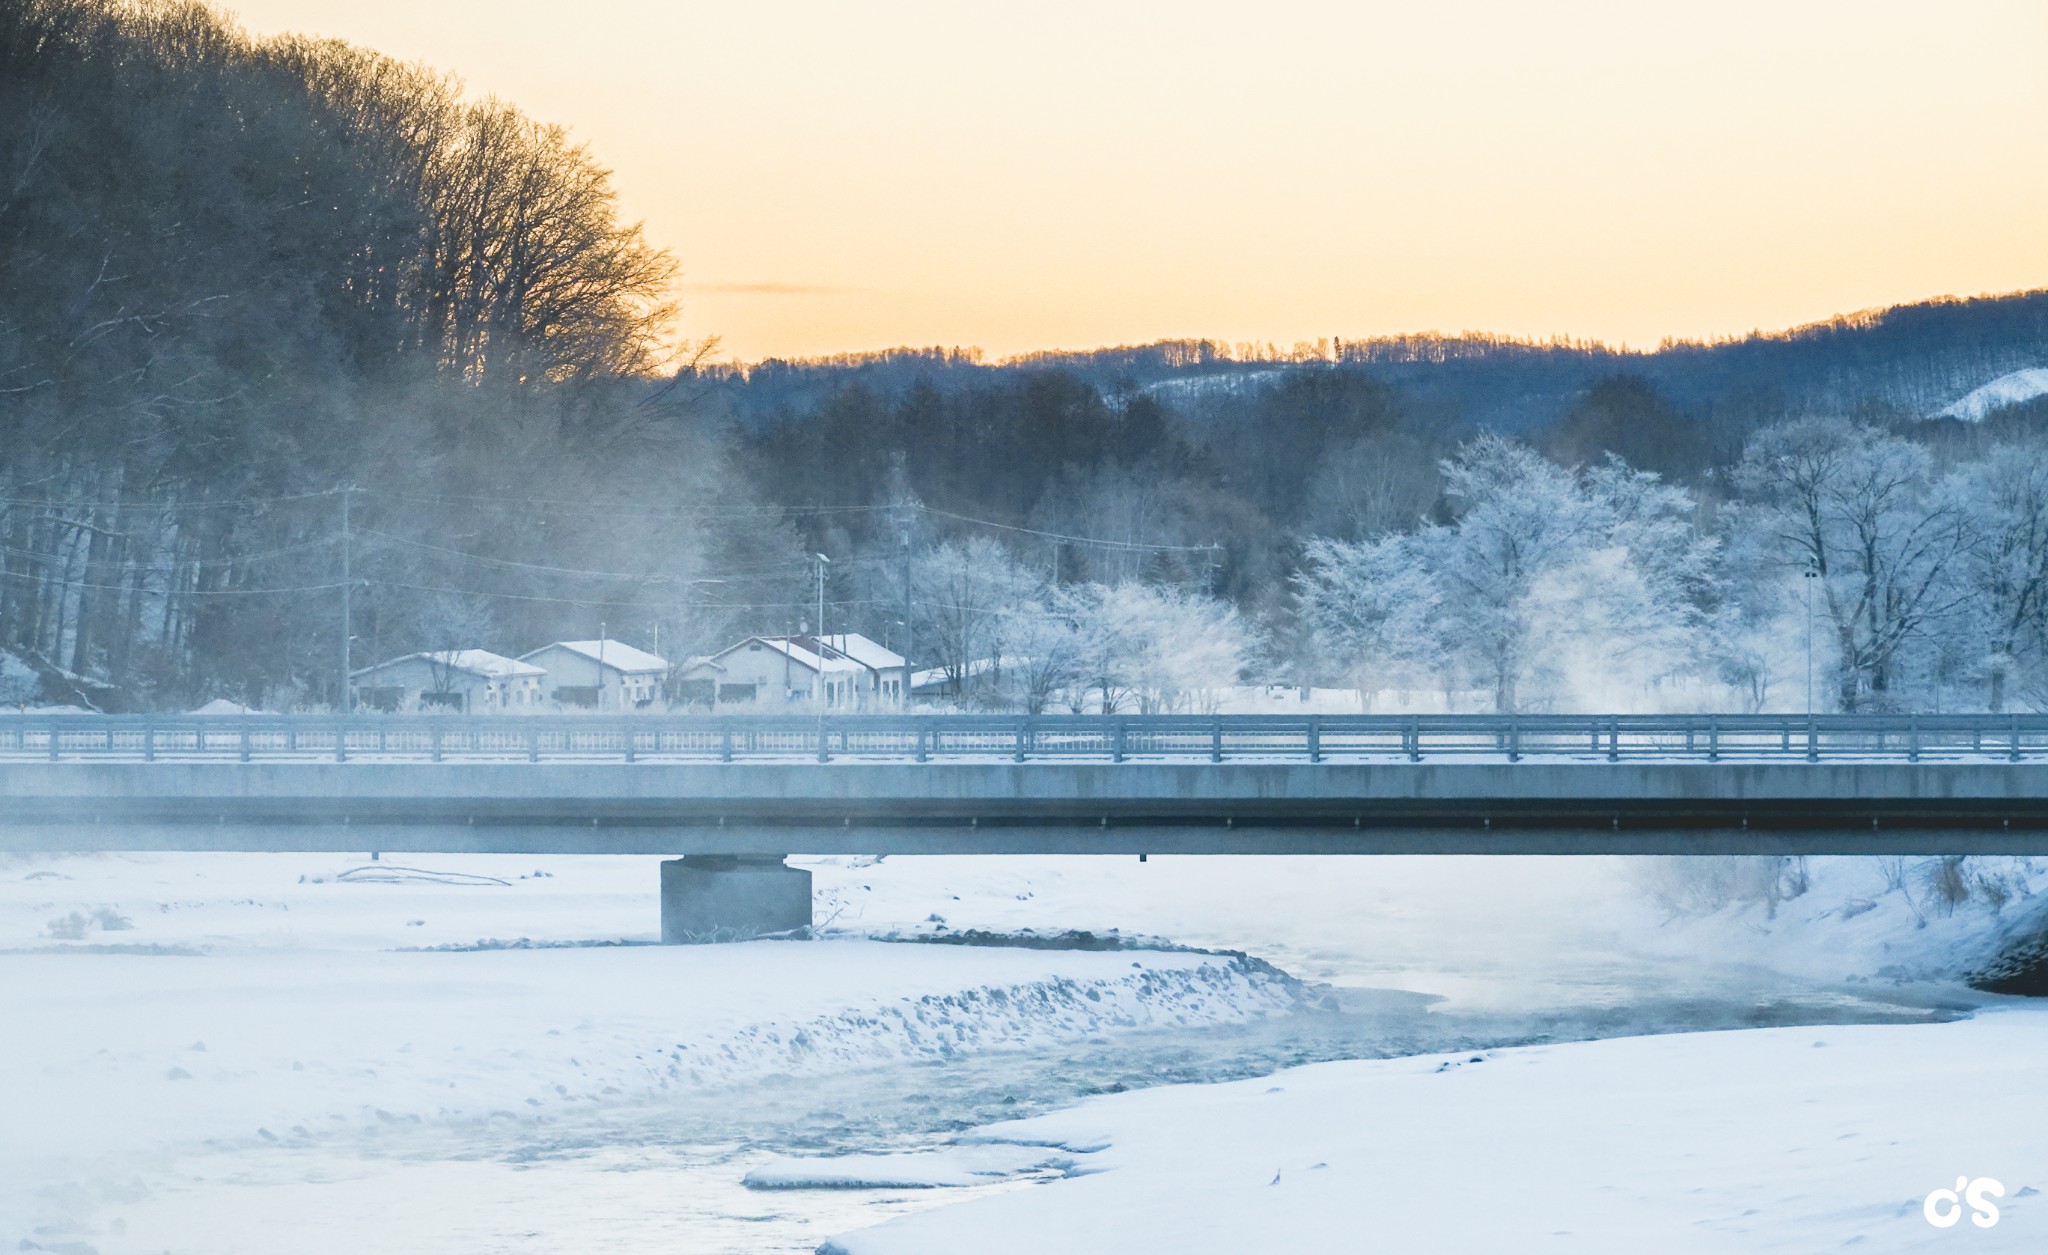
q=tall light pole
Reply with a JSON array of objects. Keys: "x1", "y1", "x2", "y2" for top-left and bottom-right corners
[{"x1": 1803, "y1": 566, "x2": 1818, "y2": 715}]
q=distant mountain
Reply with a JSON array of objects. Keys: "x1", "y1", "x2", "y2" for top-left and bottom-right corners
[{"x1": 695, "y1": 288, "x2": 2048, "y2": 440}]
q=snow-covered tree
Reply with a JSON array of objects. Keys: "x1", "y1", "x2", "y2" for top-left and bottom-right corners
[
  {"x1": 1294, "y1": 533, "x2": 1446, "y2": 700},
  {"x1": 1294, "y1": 435, "x2": 1714, "y2": 712},
  {"x1": 1949, "y1": 441, "x2": 2048, "y2": 711},
  {"x1": 1065, "y1": 582, "x2": 1255, "y2": 714},
  {"x1": 1733, "y1": 418, "x2": 1970, "y2": 711},
  {"x1": 913, "y1": 537, "x2": 1043, "y2": 700}
]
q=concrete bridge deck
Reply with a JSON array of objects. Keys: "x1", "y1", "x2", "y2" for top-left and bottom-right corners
[{"x1": 9, "y1": 714, "x2": 2046, "y2": 937}]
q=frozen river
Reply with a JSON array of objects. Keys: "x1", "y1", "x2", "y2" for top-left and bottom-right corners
[
  {"x1": 1, "y1": 850, "x2": 2015, "y2": 1253},
  {"x1": 102, "y1": 979, "x2": 1971, "y2": 1254}
]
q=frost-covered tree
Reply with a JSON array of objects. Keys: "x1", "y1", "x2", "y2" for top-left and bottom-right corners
[
  {"x1": 1065, "y1": 583, "x2": 1255, "y2": 714},
  {"x1": 912, "y1": 538, "x2": 1043, "y2": 700},
  {"x1": 1733, "y1": 418, "x2": 1970, "y2": 711},
  {"x1": 1295, "y1": 435, "x2": 1713, "y2": 712},
  {"x1": 1948, "y1": 441, "x2": 2048, "y2": 711},
  {"x1": 990, "y1": 607, "x2": 1084, "y2": 715},
  {"x1": 1294, "y1": 534, "x2": 1446, "y2": 701}
]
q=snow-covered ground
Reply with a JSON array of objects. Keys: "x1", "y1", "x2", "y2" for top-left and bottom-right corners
[
  {"x1": 822, "y1": 1008, "x2": 2048, "y2": 1254},
  {"x1": 4, "y1": 848, "x2": 2038, "y2": 1253},
  {"x1": 0, "y1": 852, "x2": 1302, "y2": 1251}
]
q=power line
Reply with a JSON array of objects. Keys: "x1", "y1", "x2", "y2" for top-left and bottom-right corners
[
  {"x1": 357, "y1": 488, "x2": 893, "y2": 518},
  {"x1": 913, "y1": 505, "x2": 1220, "y2": 554},
  {"x1": 0, "y1": 489, "x2": 340, "y2": 511},
  {"x1": 0, "y1": 536, "x2": 335, "y2": 572},
  {"x1": 357, "y1": 529, "x2": 884, "y2": 582},
  {"x1": 368, "y1": 579, "x2": 902, "y2": 612}
]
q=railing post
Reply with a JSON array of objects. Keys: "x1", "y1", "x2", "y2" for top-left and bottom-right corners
[
  {"x1": 1112, "y1": 720, "x2": 1127, "y2": 763},
  {"x1": 1707, "y1": 716, "x2": 1718, "y2": 762},
  {"x1": 1608, "y1": 717, "x2": 1620, "y2": 763},
  {"x1": 1907, "y1": 715, "x2": 1919, "y2": 762},
  {"x1": 721, "y1": 720, "x2": 734, "y2": 763},
  {"x1": 2011, "y1": 714, "x2": 2023, "y2": 763},
  {"x1": 818, "y1": 720, "x2": 831, "y2": 763},
  {"x1": 1015, "y1": 718, "x2": 1028, "y2": 763},
  {"x1": 625, "y1": 723, "x2": 637, "y2": 763},
  {"x1": 1211, "y1": 716, "x2": 1223, "y2": 763},
  {"x1": 1806, "y1": 714, "x2": 1818, "y2": 763},
  {"x1": 1307, "y1": 716, "x2": 1322, "y2": 763},
  {"x1": 1507, "y1": 719, "x2": 1520, "y2": 762},
  {"x1": 239, "y1": 721, "x2": 251, "y2": 763},
  {"x1": 335, "y1": 720, "x2": 347, "y2": 763},
  {"x1": 143, "y1": 722, "x2": 155, "y2": 762},
  {"x1": 914, "y1": 722, "x2": 928, "y2": 763},
  {"x1": 527, "y1": 726, "x2": 540, "y2": 763},
  {"x1": 1406, "y1": 718, "x2": 1420, "y2": 763},
  {"x1": 46, "y1": 719, "x2": 58, "y2": 761},
  {"x1": 431, "y1": 725, "x2": 443, "y2": 762}
]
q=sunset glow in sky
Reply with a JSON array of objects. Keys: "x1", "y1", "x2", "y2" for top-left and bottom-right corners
[{"x1": 224, "y1": 0, "x2": 2048, "y2": 363}]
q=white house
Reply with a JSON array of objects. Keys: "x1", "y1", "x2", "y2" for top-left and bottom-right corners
[
  {"x1": 680, "y1": 633, "x2": 907, "y2": 708},
  {"x1": 350, "y1": 649, "x2": 545, "y2": 713},
  {"x1": 518, "y1": 639, "x2": 668, "y2": 709}
]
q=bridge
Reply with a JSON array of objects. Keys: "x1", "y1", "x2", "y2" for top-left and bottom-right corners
[{"x1": 7, "y1": 712, "x2": 2048, "y2": 939}]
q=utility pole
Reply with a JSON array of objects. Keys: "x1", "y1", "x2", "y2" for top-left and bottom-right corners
[
  {"x1": 900, "y1": 517, "x2": 915, "y2": 709},
  {"x1": 339, "y1": 486, "x2": 353, "y2": 714},
  {"x1": 890, "y1": 452, "x2": 915, "y2": 710},
  {"x1": 1804, "y1": 566, "x2": 1818, "y2": 715},
  {"x1": 815, "y1": 553, "x2": 831, "y2": 705}
]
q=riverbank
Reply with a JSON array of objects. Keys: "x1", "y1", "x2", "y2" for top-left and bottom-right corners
[{"x1": 822, "y1": 1006, "x2": 2048, "y2": 1254}]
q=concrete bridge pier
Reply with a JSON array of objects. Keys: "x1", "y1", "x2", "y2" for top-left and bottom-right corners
[{"x1": 660, "y1": 854, "x2": 812, "y2": 942}]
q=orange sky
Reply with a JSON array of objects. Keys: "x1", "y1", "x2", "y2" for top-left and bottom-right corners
[{"x1": 223, "y1": 0, "x2": 2048, "y2": 364}]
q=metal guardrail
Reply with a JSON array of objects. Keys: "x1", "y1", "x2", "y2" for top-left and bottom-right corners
[{"x1": 6, "y1": 713, "x2": 2048, "y2": 763}]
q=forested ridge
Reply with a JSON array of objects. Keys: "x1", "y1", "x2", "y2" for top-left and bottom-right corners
[{"x1": 4, "y1": 0, "x2": 2047, "y2": 714}]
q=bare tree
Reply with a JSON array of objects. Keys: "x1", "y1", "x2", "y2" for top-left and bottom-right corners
[{"x1": 1734, "y1": 418, "x2": 1971, "y2": 711}]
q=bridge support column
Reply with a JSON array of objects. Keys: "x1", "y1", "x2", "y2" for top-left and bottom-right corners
[{"x1": 660, "y1": 855, "x2": 811, "y2": 943}]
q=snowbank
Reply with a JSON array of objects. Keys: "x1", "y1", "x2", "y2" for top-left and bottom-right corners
[
  {"x1": 825, "y1": 1008, "x2": 2048, "y2": 1254},
  {"x1": 1626, "y1": 855, "x2": 2048, "y2": 992}
]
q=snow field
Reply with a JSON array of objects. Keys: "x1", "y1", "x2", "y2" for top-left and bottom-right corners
[{"x1": 824, "y1": 1009, "x2": 2048, "y2": 1254}]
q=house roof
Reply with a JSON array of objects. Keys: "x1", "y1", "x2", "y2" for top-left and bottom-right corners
[
  {"x1": 710, "y1": 636, "x2": 865, "y2": 675},
  {"x1": 351, "y1": 649, "x2": 543, "y2": 681},
  {"x1": 911, "y1": 656, "x2": 1010, "y2": 692},
  {"x1": 811, "y1": 633, "x2": 905, "y2": 671},
  {"x1": 523, "y1": 639, "x2": 668, "y2": 674}
]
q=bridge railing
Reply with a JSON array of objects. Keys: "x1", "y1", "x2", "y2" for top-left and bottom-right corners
[{"x1": 7, "y1": 712, "x2": 2048, "y2": 763}]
